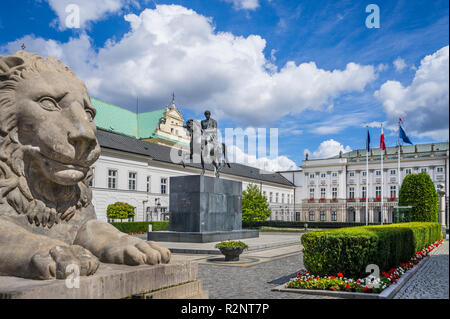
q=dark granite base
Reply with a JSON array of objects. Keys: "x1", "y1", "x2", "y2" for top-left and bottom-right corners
[{"x1": 147, "y1": 229, "x2": 259, "y2": 243}]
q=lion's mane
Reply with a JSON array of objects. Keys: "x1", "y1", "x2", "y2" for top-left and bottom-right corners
[{"x1": 0, "y1": 51, "x2": 93, "y2": 228}]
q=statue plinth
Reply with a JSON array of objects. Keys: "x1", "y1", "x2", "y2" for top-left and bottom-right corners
[
  {"x1": 0, "y1": 261, "x2": 206, "y2": 299},
  {"x1": 148, "y1": 175, "x2": 259, "y2": 243}
]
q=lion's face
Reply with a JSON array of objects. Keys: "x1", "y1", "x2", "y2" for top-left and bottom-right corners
[{"x1": 14, "y1": 69, "x2": 100, "y2": 186}]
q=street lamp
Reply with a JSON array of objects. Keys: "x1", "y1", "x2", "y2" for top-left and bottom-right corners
[{"x1": 437, "y1": 183, "x2": 447, "y2": 237}]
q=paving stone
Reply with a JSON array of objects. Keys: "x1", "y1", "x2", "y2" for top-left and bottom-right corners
[{"x1": 393, "y1": 240, "x2": 449, "y2": 299}]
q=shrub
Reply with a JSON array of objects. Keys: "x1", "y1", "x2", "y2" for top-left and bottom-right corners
[
  {"x1": 107, "y1": 202, "x2": 135, "y2": 221},
  {"x1": 109, "y1": 221, "x2": 169, "y2": 233},
  {"x1": 398, "y1": 172, "x2": 439, "y2": 222},
  {"x1": 215, "y1": 240, "x2": 248, "y2": 250},
  {"x1": 301, "y1": 222, "x2": 442, "y2": 278},
  {"x1": 242, "y1": 184, "x2": 271, "y2": 224}
]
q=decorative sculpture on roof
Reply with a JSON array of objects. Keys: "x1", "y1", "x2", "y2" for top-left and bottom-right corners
[
  {"x1": 183, "y1": 111, "x2": 230, "y2": 178},
  {"x1": 0, "y1": 51, "x2": 170, "y2": 280}
]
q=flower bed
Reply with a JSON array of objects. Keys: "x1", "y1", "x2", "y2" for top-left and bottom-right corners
[{"x1": 286, "y1": 238, "x2": 443, "y2": 294}]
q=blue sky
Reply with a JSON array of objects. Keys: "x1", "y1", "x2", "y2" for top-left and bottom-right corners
[{"x1": 0, "y1": 0, "x2": 448, "y2": 170}]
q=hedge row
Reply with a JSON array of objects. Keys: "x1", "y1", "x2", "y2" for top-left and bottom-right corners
[
  {"x1": 243, "y1": 220, "x2": 381, "y2": 229},
  {"x1": 301, "y1": 222, "x2": 442, "y2": 278},
  {"x1": 109, "y1": 221, "x2": 169, "y2": 233}
]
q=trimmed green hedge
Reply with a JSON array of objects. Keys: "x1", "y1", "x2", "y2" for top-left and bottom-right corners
[
  {"x1": 243, "y1": 220, "x2": 381, "y2": 229},
  {"x1": 399, "y1": 172, "x2": 439, "y2": 222},
  {"x1": 302, "y1": 222, "x2": 442, "y2": 278},
  {"x1": 109, "y1": 221, "x2": 169, "y2": 233}
]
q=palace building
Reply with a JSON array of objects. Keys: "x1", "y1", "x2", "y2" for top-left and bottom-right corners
[
  {"x1": 90, "y1": 97, "x2": 296, "y2": 222},
  {"x1": 280, "y1": 143, "x2": 449, "y2": 224}
]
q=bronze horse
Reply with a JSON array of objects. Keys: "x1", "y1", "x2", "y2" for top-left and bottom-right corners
[{"x1": 182, "y1": 119, "x2": 230, "y2": 178}]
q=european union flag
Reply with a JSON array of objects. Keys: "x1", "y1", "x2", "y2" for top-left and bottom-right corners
[
  {"x1": 366, "y1": 127, "x2": 370, "y2": 151},
  {"x1": 400, "y1": 125, "x2": 413, "y2": 144}
]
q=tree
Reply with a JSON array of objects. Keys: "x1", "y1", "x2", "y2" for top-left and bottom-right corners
[
  {"x1": 107, "y1": 202, "x2": 135, "y2": 222},
  {"x1": 242, "y1": 184, "x2": 271, "y2": 224},
  {"x1": 398, "y1": 172, "x2": 438, "y2": 222}
]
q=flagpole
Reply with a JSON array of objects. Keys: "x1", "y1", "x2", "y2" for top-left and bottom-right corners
[
  {"x1": 398, "y1": 119, "x2": 401, "y2": 197},
  {"x1": 366, "y1": 126, "x2": 369, "y2": 226},
  {"x1": 381, "y1": 123, "x2": 384, "y2": 225}
]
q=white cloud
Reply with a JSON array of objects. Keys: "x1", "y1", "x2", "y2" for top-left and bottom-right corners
[
  {"x1": 304, "y1": 139, "x2": 352, "y2": 159},
  {"x1": 227, "y1": 145, "x2": 299, "y2": 172},
  {"x1": 393, "y1": 57, "x2": 407, "y2": 72},
  {"x1": 309, "y1": 112, "x2": 370, "y2": 135},
  {"x1": 45, "y1": 0, "x2": 136, "y2": 29},
  {"x1": 375, "y1": 46, "x2": 449, "y2": 140},
  {"x1": 2, "y1": 5, "x2": 377, "y2": 126},
  {"x1": 224, "y1": 0, "x2": 260, "y2": 11}
]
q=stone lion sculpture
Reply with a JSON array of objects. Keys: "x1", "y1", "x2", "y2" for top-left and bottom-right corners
[{"x1": 0, "y1": 51, "x2": 170, "y2": 280}]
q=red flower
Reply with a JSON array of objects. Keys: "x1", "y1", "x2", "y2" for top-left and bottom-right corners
[
  {"x1": 330, "y1": 276, "x2": 336, "y2": 279},
  {"x1": 330, "y1": 287, "x2": 335, "y2": 290},
  {"x1": 356, "y1": 280, "x2": 361, "y2": 284},
  {"x1": 345, "y1": 284, "x2": 350, "y2": 289},
  {"x1": 364, "y1": 286, "x2": 370, "y2": 291},
  {"x1": 316, "y1": 276, "x2": 320, "y2": 279},
  {"x1": 337, "y1": 273, "x2": 343, "y2": 278}
]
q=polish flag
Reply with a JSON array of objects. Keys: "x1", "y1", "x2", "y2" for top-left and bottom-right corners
[{"x1": 380, "y1": 125, "x2": 386, "y2": 150}]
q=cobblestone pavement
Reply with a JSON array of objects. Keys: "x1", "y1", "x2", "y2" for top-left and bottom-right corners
[
  {"x1": 197, "y1": 252, "x2": 337, "y2": 299},
  {"x1": 393, "y1": 240, "x2": 449, "y2": 299}
]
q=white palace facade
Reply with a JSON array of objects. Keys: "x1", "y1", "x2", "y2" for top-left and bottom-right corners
[{"x1": 279, "y1": 143, "x2": 449, "y2": 224}]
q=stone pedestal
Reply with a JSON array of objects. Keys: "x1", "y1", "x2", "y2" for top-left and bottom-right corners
[
  {"x1": 148, "y1": 175, "x2": 259, "y2": 243},
  {"x1": 0, "y1": 261, "x2": 205, "y2": 299}
]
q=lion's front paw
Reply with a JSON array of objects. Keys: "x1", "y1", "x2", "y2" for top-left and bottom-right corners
[
  {"x1": 100, "y1": 237, "x2": 171, "y2": 266},
  {"x1": 30, "y1": 245, "x2": 99, "y2": 279}
]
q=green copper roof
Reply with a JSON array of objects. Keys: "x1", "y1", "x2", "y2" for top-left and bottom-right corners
[{"x1": 91, "y1": 97, "x2": 165, "y2": 139}]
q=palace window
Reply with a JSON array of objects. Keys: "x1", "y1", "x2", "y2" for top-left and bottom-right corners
[
  {"x1": 309, "y1": 211, "x2": 315, "y2": 221},
  {"x1": 128, "y1": 172, "x2": 137, "y2": 191},
  {"x1": 348, "y1": 187, "x2": 354, "y2": 199},
  {"x1": 320, "y1": 188, "x2": 326, "y2": 198},
  {"x1": 276, "y1": 193, "x2": 279, "y2": 203},
  {"x1": 361, "y1": 186, "x2": 367, "y2": 198},
  {"x1": 437, "y1": 167, "x2": 444, "y2": 173},
  {"x1": 309, "y1": 188, "x2": 314, "y2": 198},
  {"x1": 332, "y1": 187, "x2": 338, "y2": 199},
  {"x1": 390, "y1": 169, "x2": 396, "y2": 175},
  {"x1": 320, "y1": 173, "x2": 326, "y2": 178},
  {"x1": 146, "y1": 176, "x2": 151, "y2": 193},
  {"x1": 349, "y1": 172, "x2": 355, "y2": 177},
  {"x1": 320, "y1": 211, "x2": 326, "y2": 221},
  {"x1": 161, "y1": 178, "x2": 167, "y2": 194},
  {"x1": 269, "y1": 192, "x2": 273, "y2": 202},
  {"x1": 375, "y1": 186, "x2": 382, "y2": 198},
  {"x1": 331, "y1": 211, "x2": 337, "y2": 221},
  {"x1": 390, "y1": 185, "x2": 397, "y2": 198},
  {"x1": 376, "y1": 170, "x2": 381, "y2": 176},
  {"x1": 362, "y1": 171, "x2": 367, "y2": 177},
  {"x1": 421, "y1": 168, "x2": 427, "y2": 173},
  {"x1": 405, "y1": 168, "x2": 412, "y2": 175},
  {"x1": 282, "y1": 193, "x2": 285, "y2": 203},
  {"x1": 108, "y1": 170, "x2": 117, "y2": 189},
  {"x1": 332, "y1": 172, "x2": 338, "y2": 177},
  {"x1": 309, "y1": 173, "x2": 315, "y2": 179}
]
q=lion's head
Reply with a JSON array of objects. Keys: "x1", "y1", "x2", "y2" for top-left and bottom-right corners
[{"x1": 0, "y1": 51, "x2": 101, "y2": 228}]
